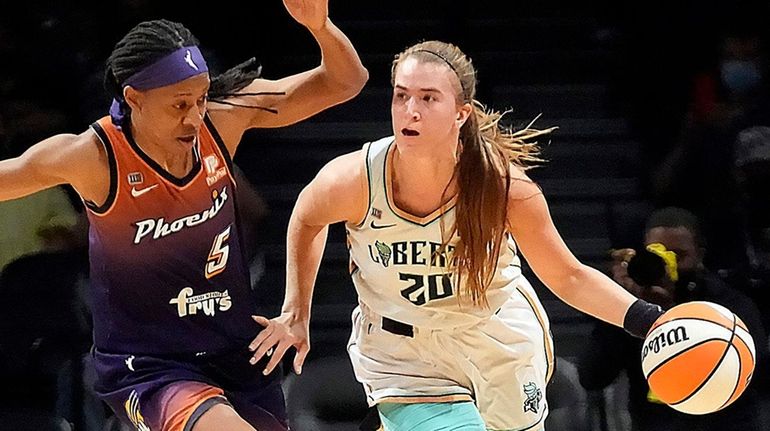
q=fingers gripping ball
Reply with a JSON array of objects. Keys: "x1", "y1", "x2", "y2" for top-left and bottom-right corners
[{"x1": 641, "y1": 301, "x2": 755, "y2": 415}]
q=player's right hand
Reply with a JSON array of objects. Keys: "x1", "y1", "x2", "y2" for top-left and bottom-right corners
[
  {"x1": 283, "y1": 0, "x2": 329, "y2": 31},
  {"x1": 249, "y1": 312, "x2": 310, "y2": 375}
]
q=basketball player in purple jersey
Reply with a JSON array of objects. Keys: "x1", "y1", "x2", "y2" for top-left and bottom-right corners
[{"x1": 0, "y1": 1, "x2": 367, "y2": 430}]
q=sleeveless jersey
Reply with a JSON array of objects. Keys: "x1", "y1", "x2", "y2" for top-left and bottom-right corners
[
  {"x1": 85, "y1": 116, "x2": 254, "y2": 355},
  {"x1": 345, "y1": 136, "x2": 523, "y2": 328}
]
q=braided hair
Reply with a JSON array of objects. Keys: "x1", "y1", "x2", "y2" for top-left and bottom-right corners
[{"x1": 105, "y1": 19, "x2": 274, "y2": 120}]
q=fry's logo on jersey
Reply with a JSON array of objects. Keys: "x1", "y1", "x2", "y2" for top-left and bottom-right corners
[
  {"x1": 133, "y1": 187, "x2": 229, "y2": 244},
  {"x1": 169, "y1": 287, "x2": 232, "y2": 317}
]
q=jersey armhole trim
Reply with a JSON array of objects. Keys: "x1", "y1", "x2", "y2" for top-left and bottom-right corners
[
  {"x1": 84, "y1": 121, "x2": 118, "y2": 214},
  {"x1": 204, "y1": 114, "x2": 234, "y2": 172},
  {"x1": 350, "y1": 141, "x2": 373, "y2": 228}
]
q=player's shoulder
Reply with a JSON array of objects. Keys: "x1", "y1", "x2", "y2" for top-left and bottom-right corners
[
  {"x1": 368, "y1": 135, "x2": 395, "y2": 146},
  {"x1": 24, "y1": 128, "x2": 110, "y2": 202},
  {"x1": 29, "y1": 128, "x2": 101, "y2": 165},
  {"x1": 67, "y1": 128, "x2": 108, "y2": 165},
  {"x1": 318, "y1": 149, "x2": 366, "y2": 183},
  {"x1": 507, "y1": 164, "x2": 542, "y2": 201},
  {"x1": 365, "y1": 135, "x2": 395, "y2": 155},
  {"x1": 508, "y1": 163, "x2": 533, "y2": 181},
  {"x1": 49, "y1": 128, "x2": 110, "y2": 187},
  {"x1": 326, "y1": 134, "x2": 394, "y2": 178},
  {"x1": 310, "y1": 136, "x2": 394, "y2": 196},
  {"x1": 300, "y1": 149, "x2": 365, "y2": 208}
]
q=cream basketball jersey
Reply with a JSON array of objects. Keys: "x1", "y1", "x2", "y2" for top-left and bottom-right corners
[{"x1": 345, "y1": 136, "x2": 524, "y2": 328}]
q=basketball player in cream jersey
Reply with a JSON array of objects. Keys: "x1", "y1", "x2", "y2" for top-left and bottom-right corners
[
  {"x1": 0, "y1": 2, "x2": 367, "y2": 430},
  {"x1": 251, "y1": 40, "x2": 665, "y2": 430},
  {"x1": 348, "y1": 135, "x2": 554, "y2": 429}
]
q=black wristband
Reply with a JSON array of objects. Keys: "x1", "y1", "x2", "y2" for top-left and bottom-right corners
[{"x1": 623, "y1": 299, "x2": 665, "y2": 339}]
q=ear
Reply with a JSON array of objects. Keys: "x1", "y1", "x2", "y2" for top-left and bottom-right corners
[
  {"x1": 123, "y1": 86, "x2": 142, "y2": 112},
  {"x1": 456, "y1": 102, "x2": 472, "y2": 128}
]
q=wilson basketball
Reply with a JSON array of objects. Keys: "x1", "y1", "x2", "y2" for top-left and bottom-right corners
[{"x1": 641, "y1": 301, "x2": 755, "y2": 414}]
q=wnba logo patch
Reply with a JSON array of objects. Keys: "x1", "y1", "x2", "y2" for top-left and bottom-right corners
[
  {"x1": 127, "y1": 172, "x2": 144, "y2": 185},
  {"x1": 124, "y1": 390, "x2": 150, "y2": 431}
]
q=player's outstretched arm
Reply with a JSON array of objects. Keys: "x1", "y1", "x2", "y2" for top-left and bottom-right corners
[
  {"x1": 249, "y1": 149, "x2": 368, "y2": 374},
  {"x1": 209, "y1": 0, "x2": 368, "y2": 151},
  {"x1": 0, "y1": 132, "x2": 107, "y2": 204},
  {"x1": 506, "y1": 166, "x2": 659, "y2": 335},
  {"x1": 265, "y1": 0, "x2": 368, "y2": 125}
]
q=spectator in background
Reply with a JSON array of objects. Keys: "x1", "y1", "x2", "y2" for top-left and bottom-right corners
[
  {"x1": 0, "y1": 186, "x2": 86, "y2": 270},
  {"x1": 732, "y1": 125, "x2": 770, "y2": 343},
  {"x1": 579, "y1": 207, "x2": 768, "y2": 431},
  {"x1": 0, "y1": 101, "x2": 87, "y2": 270},
  {"x1": 0, "y1": 94, "x2": 91, "y2": 430},
  {"x1": 651, "y1": 30, "x2": 769, "y2": 272}
]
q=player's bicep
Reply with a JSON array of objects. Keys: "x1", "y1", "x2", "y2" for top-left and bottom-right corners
[
  {"x1": 209, "y1": 73, "x2": 360, "y2": 155},
  {"x1": 208, "y1": 76, "x2": 310, "y2": 153},
  {"x1": 242, "y1": 72, "x2": 355, "y2": 126},
  {"x1": 293, "y1": 152, "x2": 366, "y2": 228},
  {"x1": 0, "y1": 135, "x2": 76, "y2": 201},
  {"x1": 507, "y1": 178, "x2": 582, "y2": 288}
]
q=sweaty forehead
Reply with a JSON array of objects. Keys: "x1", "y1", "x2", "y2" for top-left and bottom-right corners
[{"x1": 395, "y1": 57, "x2": 459, "y2": 94}]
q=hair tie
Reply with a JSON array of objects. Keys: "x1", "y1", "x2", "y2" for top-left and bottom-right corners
[{"x1": 413, "y1": 49, "x2": 457, "y2": 73}]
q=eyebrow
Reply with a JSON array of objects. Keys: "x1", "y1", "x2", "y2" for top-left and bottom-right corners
[
  {"x1": 395, "y1": 84, "x2": 443, "y2": 94},
  {"x1": 174, "y1": 87, "x2": 210, "y2": 97}
]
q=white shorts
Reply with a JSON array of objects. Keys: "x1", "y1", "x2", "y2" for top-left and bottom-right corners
[{"x1": 347, "y1": 279, "x2": 554, "y2": 430}]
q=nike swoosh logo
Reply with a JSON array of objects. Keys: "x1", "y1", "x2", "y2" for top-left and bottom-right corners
[
  {"x1": 131, "y1": 184, "x2": 158, "y2": 198},
  {"x1": 370, "y1": 221, "x2": 396, "y2": 230}
]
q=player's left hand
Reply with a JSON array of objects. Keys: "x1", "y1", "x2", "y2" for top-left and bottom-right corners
[
  {"x1": 283, "y1": 0, "x2": 329, "y2": 31},
  {"x1": 249, "y1": 312, "x2": 310, "y2": 375}
]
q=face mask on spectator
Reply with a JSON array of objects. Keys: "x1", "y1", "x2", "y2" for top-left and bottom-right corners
[{"x1": 720, "y1": 60, "x2": 763, "y2": 95}]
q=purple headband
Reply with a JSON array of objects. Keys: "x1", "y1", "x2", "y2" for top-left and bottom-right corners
[{"x1": 110, "y1": 46, "x2": 209, "y2": 127}]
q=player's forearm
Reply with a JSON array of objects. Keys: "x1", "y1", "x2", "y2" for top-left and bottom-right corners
[
  {"x1": 309, "y1": 18, "x2": 368, "y2": 95},
  {"x1": 551, "y1": 264, "x2": 638, "y2": 327},
  {"x1": 282, "y1": 217, "x2": 329, "y2": 321}
]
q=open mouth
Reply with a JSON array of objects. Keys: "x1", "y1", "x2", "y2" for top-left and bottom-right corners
[
  {"x1": 401, "y1": 128, "x2": 420, "y2": 137},
  {"x1": 177, "y1": 135, "x2": 196, "y2": 145}
]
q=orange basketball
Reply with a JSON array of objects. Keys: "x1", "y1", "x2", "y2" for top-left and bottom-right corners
[{"x1": 641, "y1": 301, "x2": 755, "y2": 415}]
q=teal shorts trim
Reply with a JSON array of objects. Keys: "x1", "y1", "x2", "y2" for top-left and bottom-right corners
[{"x1": 378, "y1": 401, "x2": 486, "y2": 431}]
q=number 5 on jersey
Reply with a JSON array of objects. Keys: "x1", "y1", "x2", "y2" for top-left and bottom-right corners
[{"x1": 206, "y1": 226, "x2": 231, "y2": 279}]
